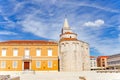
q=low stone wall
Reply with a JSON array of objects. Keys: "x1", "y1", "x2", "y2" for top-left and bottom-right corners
[
  {"x1": 96, "y1": 70, "x2": 120, "y2": 73},
  {"x1": 0, "y1": 75, "x2": 20, "y2": 80},
  {"x1": 10, "y1": 77, "x2": 20, "y2": 80},
  {"x1": 0, "y1": 75, "x2": 10, "y2": 80},
  {"x1": 0, "y1": 71, "x2": 120, "y2": 80},
  {"x1": 79, "y1": 76, "x2": 86, "y2": 80}
]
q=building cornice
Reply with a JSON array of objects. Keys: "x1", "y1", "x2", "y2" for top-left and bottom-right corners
[
  {"x1": 0, "y1": 40, "x2": 58, "y2": 46},
  {"x1": 59, "y1": 38, "x2": 78, "y2": 42}
]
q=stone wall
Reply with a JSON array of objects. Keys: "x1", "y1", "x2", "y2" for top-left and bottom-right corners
[
  {"x1": 0, "y1": 75, "x2": 20, "y2": 80},
  {"x1": 0, "y1": 75, "x2": 10, "y2": 80},
  {"x1": 10, "y1": 77, "x2": 20, "y2": 80}
]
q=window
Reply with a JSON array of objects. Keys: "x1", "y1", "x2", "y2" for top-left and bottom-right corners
[
  {"x1": 25, "y1": 49, "x2": 30, "y2": 56},
  {"x1": 48, "y1": 61, "x2": 52, "y2": 68},
  {"x1": 1, "y1": 61, "x2": 6, "y2": 68},
  {"x1": 48, "y1": 49, "x2": 52, "y2": 56},
  {"x1": 102, "y1": 59, "x2": 104, "y2": 61},
  {"x1": 36, "y1": 61, "x2": 41, "y2": 68},
  {"x1": 13, "y1": 48, "x2": 18, "y2": 56},
  {"x1": 36, "y1": 49, "x2": 41, "y2": 56},
  {"x1": 2, "y1": 48, "x2": 6, "y2": 56},
  {"x1": 13, "y1": 61, "x2": 18, "y2": 68},
  {"x1": 103, "y1": 65, "x2": 105, "y2": 67}
]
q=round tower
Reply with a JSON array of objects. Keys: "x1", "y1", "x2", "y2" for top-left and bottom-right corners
[{"x1": 59, "y1": 18, "x2": 87, "y2": 72}]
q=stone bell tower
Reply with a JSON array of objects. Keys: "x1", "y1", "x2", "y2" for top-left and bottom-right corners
[{"x1": 59, "y1": 18, "x2": 90, "y2": 72}]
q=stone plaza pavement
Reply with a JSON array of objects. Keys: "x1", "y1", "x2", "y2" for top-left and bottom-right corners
[{"x1": 0, "y1": 71, "x2": 120, "y2": 80}]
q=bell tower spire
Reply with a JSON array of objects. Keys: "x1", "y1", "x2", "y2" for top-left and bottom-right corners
[
  {"x1": 60, "y1": 17, "x2": 77, "y2": 41},
  {"x1": 62, "y1": 17, "x2": 72, "y2": 34},
  {"x1": 63, "y1": 18, "x2": 69, "y2": 29}
]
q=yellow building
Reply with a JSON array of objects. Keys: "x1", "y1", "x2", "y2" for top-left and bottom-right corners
[{"x1": 0, "y1": 40, "x2": 58, "y2": 71}]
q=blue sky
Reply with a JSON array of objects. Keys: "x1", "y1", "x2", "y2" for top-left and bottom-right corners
[{"x1": 0, "y1": 0, "x2": 120, "y2": 56}]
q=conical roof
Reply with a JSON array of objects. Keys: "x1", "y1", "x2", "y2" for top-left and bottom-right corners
[{"x1": 63, "y1": 18, "x2": 70, "y2": 29}]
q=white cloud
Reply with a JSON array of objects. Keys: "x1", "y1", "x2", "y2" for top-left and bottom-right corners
[
  {"x1": 118, "y1": 26, "x2": 120, "y2": 42},
  {"x1": 21, "y1": 19, "x2": 48, "y2": 37},
  {"x1": 62, "y1": 1, "x2": 120, "y2": 13},
  {"x1": 90, "y1": 38, "x2": 120, "y2": 55},
  {"x1": 19, "y1": 13, "x2": 61, "y2": 40},
  {"x1": 76, "y1": 27, "x2": 120, "y2": 55},
  {"x1": 83, "y1": 19, "x2": 104, "y2": 27},
  {"x1": 118, "y1": 33, "x2": 120, "y2": 42},
  {"x1": 0, "y1": 31, "x2": 17, "y2": 35}
]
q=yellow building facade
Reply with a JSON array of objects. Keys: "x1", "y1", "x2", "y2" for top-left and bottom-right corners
[{"x1": 0, "y1": 40, "x2": 58, "y2": 71}]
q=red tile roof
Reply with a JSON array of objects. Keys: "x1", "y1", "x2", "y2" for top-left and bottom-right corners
[
  {"x1": 60, "y1": 38, "x2": 78, "y2": 42},
  {"x1": 97, "y1": 56, "x2": 108, "y2": 58},
  {"x1": 0, "y1": 40, "x2": 58, "y2": 45},
  {"x1": 90, "y1": 56, "x2": 96, "y2": 58}
]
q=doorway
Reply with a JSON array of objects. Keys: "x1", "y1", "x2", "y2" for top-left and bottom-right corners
[{"x1": 24, "y1": 62, "x2": 30, "y2": 70}]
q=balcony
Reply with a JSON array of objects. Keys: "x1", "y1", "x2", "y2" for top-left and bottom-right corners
[{"x1": 22, "y1": 55, "x2": 32, "y2": 61}]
